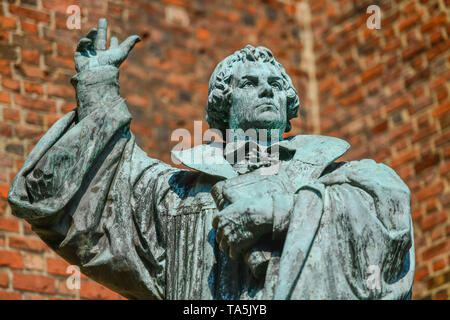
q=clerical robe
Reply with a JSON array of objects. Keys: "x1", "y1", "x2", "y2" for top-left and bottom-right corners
[{"x1": 8, "y1": 96, "x2": 414, "y2": 300}]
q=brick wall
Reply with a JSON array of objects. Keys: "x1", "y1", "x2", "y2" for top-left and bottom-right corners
[
  {"x1": 310, "y1": 0, "x2": 450, "y2": 300},
  {"x1": 0, "y1": 0, "x2": 448, "y2": 300}
]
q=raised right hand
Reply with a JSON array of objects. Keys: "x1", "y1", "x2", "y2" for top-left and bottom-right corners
[{"x1": 74, "y1": 18, "x2": 141, "y2": 73}]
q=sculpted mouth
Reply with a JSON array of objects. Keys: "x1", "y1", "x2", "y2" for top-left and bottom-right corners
[{"x1": 255, "y1": 103, "x2": 277, "y2": 112}]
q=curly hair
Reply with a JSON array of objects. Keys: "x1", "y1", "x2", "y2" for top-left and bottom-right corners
[{"x1": 206, "y1": 44, "x2": 300, "y2": 135}]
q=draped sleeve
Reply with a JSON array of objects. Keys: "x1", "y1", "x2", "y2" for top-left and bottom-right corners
[
  {"x1": 275, "y1": 159, "x2": 414, "y2": 299},
  {"x1": 8, "y1": 96, "x2": 181, "y2": 300}
]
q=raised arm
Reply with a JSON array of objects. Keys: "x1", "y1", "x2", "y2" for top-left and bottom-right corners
[{"x1": 8, "y1": 19, "x2": 179, "y2": 299}]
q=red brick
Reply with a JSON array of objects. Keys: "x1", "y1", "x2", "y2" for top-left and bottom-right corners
[
  {"x1": 432, "y1": 101, "x2": 450, "y2": 118},
  {"x1": 399, "y1": 14, "x2": 420, "y2": 31},
  {"x1": 0, "y1": 217, "x2": 19, "y2": 232},
  {"x1": 0, "y1": 271, "x2": 9, "y2": 287},
  {"x1": 25, "y1": 111, "x2": 43, "y2": 126},
  {"x1": 47, "y1": 258, "x2": 71, "y2": 276},
  {"x1": 422, "y1": 239, "x2": 450, "y2": 260},
  {"x1": 0, "y1": 250, "x2": 23, "y2": 269},
  {"x1": 46, "y1": 56, "x2": 74, "y2": 70},
  {"x1": 2, "y1": 77, "x2": 20, "y2": 91},
  {"x1": 361, "y1": 64, "x2": 384, "y2": 83},
  {"x1": 23, "y1": 253, "x2": 45, "y2": 271},
  {"x1": 42, "y1": 0, "x2": 78, "y2": 13},
  {"x1": 127, "y1": 94, "x2": 149, "y2": 108},
  {"x1": 22, "y1": 49, "x2": 40, "y2": 65},
  {"x1": 9, "y1": 236, "x2": 48, "y2": 252},
  {"x1": 0, "y1": 59, "x2": 11, "y2": 76},
  {"x1": 163, "y1": 0, "x2": 190, "y2": 8},
  {"x1": 15, "y1": 63, "x2": 48, "y2": 80},
  {"x1": 416, "y1": 182, "x2": 444, "y2": 201},
  {"x1": 372, "y1": 120, "x2": 388, "y2": 134},
  {"x1": 439, "y1": 161, "x2": 450, "y2": 176},
  {"x1": 14, "y1": 94, "x2": 56, "y2": 112},
  {"x1": 420, "y1": 211, "x2": 447, "y2": 231},
  {"x1": 9, "y1": 5, "x2": 50, "y2": 23},
  {"x1": 412, "y1": 125, "x2": 436, "y2": 143},
  {"x1": 57, "y1": 280, "x2": 78, "y2": 296},
  {"x1": 414, "y1": 266, "x2": 429, "y2": 281},
  {"x1": 0, "y1": 90, "x2": 11, "y2": 103},
  {"x1": 427, "y1": 272, "x2": 447, "y2": 289},
  {"x1": 46, "y1": 114, "x2": 62, "y2": 126},
  {"x1": 23, "y1": 293, "x2": 48, "y2": 300},
  {"x1": 414, "y1": 154, "x2": 439, "y2": 173},
  {"x1": 47, "y1": 84, "x2": 73, "y2": 98},
  {"x1": 339, "y1": 89, "x2": 363, "y2": 107},
  {"x1": 196, "y1": 28, "x2": 210, "y2": 41},
  {"x1": 80, "y1": 281, "x2": 120, "y2": 300},
  {"x1": 3, "y1": 107, "x2": 20, "y2": 122},
  {"x1": 432, "y1": 258, "x2": 446, "y2": 272},
  {"x1": 21, "y1": 21, "x2": 38, "y2": 34},
  {"x1": 426, "y1": 39, "x2": 450, "y2": 61},
  {"x1": 386, "y1": 95, "x2": 411, "y2": 114},
  {"x1": 389, "y1": 123, "x2": 413, "y2": 141},
  {"x1": 402, "y1": 40, "x2": 426, "y2": 60},
  {"x1": 15, "y1": 125, "x2": 43, "y2": 140},
  {"x1": 13, "y1": 273, "x2": 55, "y2": 294},
  {"x1": 421, "y1": 14, "x2": 447, "y2": 33},
  {"x1": 0, "y1": 16, "x2": 17, "y2": 30},
  {"x1": 0, "y1": 122, "x2": 12, "y2": 137},
  {"x1": 24, "y1": 82, "x2": 43, "y2": 95},
  {"x1": 390, "y1": 149, "x2": 417, "y2": 168},
  {"x1": 0, "y1": 289, "x2": 21, "y2": 300},
  {"x1": 383, "y1": 39, "x2": 401, "y2": 52}
]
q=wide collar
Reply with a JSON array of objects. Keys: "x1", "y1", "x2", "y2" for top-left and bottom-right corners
[{"x1": 171, "y1": 135, "x2": 350, "y2": 179}]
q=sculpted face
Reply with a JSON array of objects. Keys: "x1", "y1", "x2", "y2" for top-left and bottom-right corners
[{"x1": 228, "y1": 61, "x2": 287, "y2": 138}]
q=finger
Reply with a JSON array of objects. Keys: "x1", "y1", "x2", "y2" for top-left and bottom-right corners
[
  {"x1": 212, "y1": 203, "x2": 237, "y2": 229},
  {"x1": 110, "y1": 36, "x2": 119, "y2": 49},
  {"x1": 85, "y1": 28, "x2": 97, "y2": 41},
  {"x1": 76, "y1": 38, "x2": 92, "y2": 52},
  {"x1": 211, "y1": 180, "x2": 225, "y2": 207},
  {"x1": 85, "y1": 28, "x2": 97, "y2": 52},
  {"x1": 95, "y1": 18, "x2": 108, "y2": 50},
  {"x1": 119, "y1": 35, "x2": 141, "y2": 56},
  {"x1": 222, "y1": 186, "x2": 242, "y2": 204}
]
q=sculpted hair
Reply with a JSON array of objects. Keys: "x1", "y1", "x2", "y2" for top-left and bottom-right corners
[{"x1": 206, "y1": 44, "x2": 300, "y2": 135}]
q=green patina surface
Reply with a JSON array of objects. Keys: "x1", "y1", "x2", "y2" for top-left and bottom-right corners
[{"x1": 8, "y1": 18, "x2": 414, "y2": 300}]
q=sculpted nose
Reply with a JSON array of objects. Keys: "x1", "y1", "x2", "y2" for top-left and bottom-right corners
[{"x1": 258, "y1": 82, "x2": 273, "y2": 98}]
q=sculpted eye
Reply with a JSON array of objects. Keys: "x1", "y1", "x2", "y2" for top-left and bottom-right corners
[
  {"x1": 242, "y1": 81, "x2": 255, "y2": 88},
  {"x1": 271, "y1": 82, "x2": 282, "y2": 90}
]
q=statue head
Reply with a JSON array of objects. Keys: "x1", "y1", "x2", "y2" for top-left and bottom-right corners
[{"x1": 206, "y1": 45, "x2": 300, "y2": 140}]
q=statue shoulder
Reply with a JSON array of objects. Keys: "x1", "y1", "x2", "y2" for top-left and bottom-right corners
[
  {"x1": 280, "y1": 134, "x2": 350, "y2": 165},
  {"x1": 323, "y1": 158, "x2": 411, "y2": 196}
]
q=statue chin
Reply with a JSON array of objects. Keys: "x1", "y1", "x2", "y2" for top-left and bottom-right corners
[
  {"x1": 256, "y1": 110, "x2": 280, "y2": 122},
  {"x1": 236, "y1": 118, "x2": 285, "y2": 140}
]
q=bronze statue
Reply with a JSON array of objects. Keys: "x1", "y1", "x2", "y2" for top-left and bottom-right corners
[{"x1": 8, "y1": 18, "x2": 414, "y2": 299}]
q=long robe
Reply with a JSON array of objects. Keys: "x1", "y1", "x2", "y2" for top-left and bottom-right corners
[{"x1": 8, "y1": 97, "x2": 414, "y2": 300}]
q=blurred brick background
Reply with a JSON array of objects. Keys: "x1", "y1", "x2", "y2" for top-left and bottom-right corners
[{"x1": 0, "y1": 0, "x2": 448, "y2": 300}]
